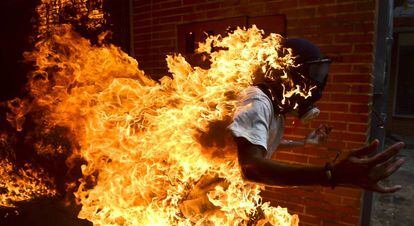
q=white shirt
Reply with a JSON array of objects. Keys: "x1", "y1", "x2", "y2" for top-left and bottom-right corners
[{"x1": 228, "y1": 86, "x2": 285, "y2": 159}]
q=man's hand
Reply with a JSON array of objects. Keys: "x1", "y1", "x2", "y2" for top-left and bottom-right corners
[
  {"x1": 334, "y1": 140, "x2": 405, "y2": 193},
  {"x1": 305, "y1": 124, "x2": 332, "y2": 145}
]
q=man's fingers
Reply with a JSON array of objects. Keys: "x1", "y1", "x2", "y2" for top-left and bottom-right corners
[
  {"x1": 319, "y1": 131, "x2": 327, "y2": 139},
  {"x1": 376, "y1": 155, "x2": 398, "y2": 170},
  {"x1": 319, "y1": 124, "x2": 332, "y2": 135},
  {"x1": 368, "y1": 142, "x2": 405, "y2": 165},
  {"x1": 372, "y1": 184, "x2": 402, "y2": 193},
  {"x1": 353, "y1": 139, "x2": 379, "y2": 157},
  {"x1": 379, "y1": 158, "x2": 405, "y2": 180},
  {"x1": 326, "y1": 126, "x2": 333, "y2": 134}
]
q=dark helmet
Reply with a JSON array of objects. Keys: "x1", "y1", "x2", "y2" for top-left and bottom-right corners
[
  {"x1": 283, "y1": 38, "x2": 332, "y2": 122},
  {"x1": 257, "y1": 38, "x2": 331, "y2": 123},
  {"x1": 282, "y1": 38, "x2": 331, "y2": 86}
]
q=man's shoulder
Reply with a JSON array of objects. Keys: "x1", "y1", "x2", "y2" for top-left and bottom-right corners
[
  {"x1": 240, "y1": 86, "x2": 270, "y2": 102},
  {"x1": 236, "y1": 86, "x2": 274, "y2": 116}
]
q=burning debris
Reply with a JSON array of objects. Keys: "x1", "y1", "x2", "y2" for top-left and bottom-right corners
[
  {"x1": 0, "y1": 159, "x2": 56, "y2": 208},
  {"x1": 0, "y1": 1, "x2": 323, "y2": 225},
  {"x1": 36, "y1": 0, "x2": 105, "y2": 38}
]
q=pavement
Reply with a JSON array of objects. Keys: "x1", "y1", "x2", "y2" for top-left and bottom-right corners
[{"x1": 371, "y1": 142, "x2": 414, "y2": 226}]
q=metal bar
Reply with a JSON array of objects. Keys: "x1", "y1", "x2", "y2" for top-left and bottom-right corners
[
  {"x1": 129, "y1": 0, "x2": 135, "y2": 57},
  {"x1": 360, "y1": 0, "x2": 394, "y2": 225}
]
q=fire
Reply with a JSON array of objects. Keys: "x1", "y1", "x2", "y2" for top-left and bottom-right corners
[
  {"x1": 0, "y1": 2, "x2": 319, "y2": 225},
  {"x1": 0, "y1": 158, "x2": 56, "y2": 208},
  {"x1": 36, "y1": 0, "x2": 105, "y2": 38}
]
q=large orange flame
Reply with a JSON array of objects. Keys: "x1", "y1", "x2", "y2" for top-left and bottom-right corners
[
  {"x1": 0, "y1": 158, "x2": 56, "y2": 208},
  {"x1": 7, "y1": 24, "x2": 303, "y2": 225},
  {"x1": 0, "y1": 1, "x2": 320, "y2": 223}
]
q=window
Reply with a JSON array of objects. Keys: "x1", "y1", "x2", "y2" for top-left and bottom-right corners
[{"x1": 393, "y1": 32, "x2": 414, "y2": 117}]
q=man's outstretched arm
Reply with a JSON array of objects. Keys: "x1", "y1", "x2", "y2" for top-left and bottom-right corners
[
  {"x1": 236, "y1": 137, "x2": 329, "y2": 186},
  {"x1": 278, "y1": 124, "x2": 332, "y2": 150},
  {"x1": 236, "y1": 137, "x2": 406, "y2": 193}
]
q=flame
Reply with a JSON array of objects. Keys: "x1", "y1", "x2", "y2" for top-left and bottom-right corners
[
  {"x1": 1, "y1": 1, "x2": 316, "y2": 223},
  {"x1": 36, "y1": 0, "x2": 105, "y2": 38},
  {"x1": 6, "y1": 24, "x2": 303, "y2": 225},
  {"x1": 0, "y1": 158, "x2": 56, "y2": 208}
]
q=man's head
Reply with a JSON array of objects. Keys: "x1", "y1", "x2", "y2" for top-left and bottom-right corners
[
  {"x1": 283, "y1": 38, "x2": 331, "y2": 123},
  {"x1": 257, "y1": 38, "x2": 331, "y2": 123}
]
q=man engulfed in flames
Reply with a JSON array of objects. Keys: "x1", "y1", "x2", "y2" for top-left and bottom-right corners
[{"x1": 0, "y1": 2, "x2": 406, "y2": 225}]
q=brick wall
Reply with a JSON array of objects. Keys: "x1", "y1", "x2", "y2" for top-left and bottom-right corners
[{"x1": 132, "y1": 0, "x2": 376, "y2": 225}]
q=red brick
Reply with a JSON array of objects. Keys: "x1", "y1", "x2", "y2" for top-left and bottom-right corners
[
  {"x1": 220, "y1": 0, "x2": 242, "y2": 8},
  {"x1": 320, "y1": 45, "x2": 353, "y2": 54},
  {"x1": 334, "y1": 11, "x2": 375, "y2": 24},
  {"x1": 330, "y1": 112, "x2": 369, "y2": 123},
  {"x1": 322, "y1": 221, "x2": 353, "y2": 226},
  {"x1": 322, "y1": 193, "x2": 342, "y2": 204},
  {"x1": 310, "y1": 120, "x2": 348, "y2": 131},
  {"x1": 153, "y1": 15, "x2": 182, "y2": 24},
  {"x1": 308, "y1": 156, "x2": 327, "y2": 165},
  {"x1": 195, "y1": 2, "x2": 221, "y2": 11},
  {"x1": 319, "y1": 24, "x2": 355, "y2": 34},
  {"x1": 317, "y1": 3, "x2": 356, "y2": 15},
  {"x1": 134, "y1": 33, "x2": 151, "y2": 40},
  {"x1": 299, "y1": 214, "x2": 321, "y2": 225},
  {"x1": 335, "y1": 34, "x2": 374, "y2": 43},
  {"x1": 281, "y1": 7, "x2": 317, "y2": 18},
  {"x1": 183, "y1": 0, "x2": 206, "y2": 5},
  {"x1": 235, "y1": 3, "x2": 265, "y2": 14},
  {"x1": 346, "y1": 142, "x2": 366, "y2": 149},
  {"x1": 325, "y1": 140, "x2": 347, "y2": 149},
  {"x1": 308, "y1": 35, "x2": 335, "y2": 45},
  {"x1": 134, "y1": 0, "x2": 151, "y2": 5},
  {"x1": 134, "y1": 26, "x2": 151, "y2": 34},
  {"x1": 340, "y1": 215, "x2": 360, "y2": 225},
  {"x1": 317, "y1": 102, "x2": 348, "y2": 112},
  {"x1": 306, "y1": 206, "x2": 342, "y2": 219},
  {"x1": 324, "y1": 84, "x2": 351, "y2": 93},
  {"x1": 153, "y1": 0, "x2": 182, "y2": 10},
  {"x1": 330, "y1": 132, "x2": 366, "y2": 142},
  {"x1": 149, "y1": 39, "x2": 174, "y2": 47},
  {"x1": 261, "y1": 191, "x2": 302, "y2": 204},
  {"x1": 265, "y1": 1, "x2": 298, "y2": 11},
  {"x1": 151, "y1": 30, "x2": 175, "y2": 39},
  {"x1": 348, "y1": 123, "x2": 368, "y2": 133},
  {"x1": 340, "y1": 54, "x2": 373, "y2": 63},
  {"x1": 152, "y1": 6, "x2": 194, "y2": 17},
  {"x1": 329, "y1": 204, "x2": 360, "y2": 216},
  {"x1": 349, "y1": 104, "x2": 369, "y2": 113},
  {"x1": 299, "y1": 0, "x2": 336, "y2": 6},
  {"x1": 302, "y1": 223, "x2": 319, "y2": 226},
  {"x1": 354, "y1": 43, "x2": 373, "y2": 52},
  {"x1": 133, "y1": 4, "x2": 151, "y2": 12},
  {"x1": 206, "y1": 9, "x2": 235, "y2": 18},
  {"x1": 323, "y1": 187, "x2": 362, "y2": 198},
  {"x1": 331, "y1": 93, "x2": 371, "y2": 103},
  {"x1": 337, "y1": 74, "x2": 373, "y2": 86},
  {"x1": 342, "y1": 197, "x2": 361, "y2": 206},
  {"x1": 292, "y1": 147, "x2": 331, "y2": 158},
  {"x1": 352, "y1": 64, "x2": 371, "y2": 73},
  {"x1": 350, "y1": 84, "x2": 372, "y2": 93},
  {"x1": 183, "y1": 12, "x2": 206, "y2": 21},
  {"x1": 133, "y1": 11, "x2": 151, "y2": 19}
]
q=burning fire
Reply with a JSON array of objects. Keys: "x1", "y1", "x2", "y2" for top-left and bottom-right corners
[
  {"x1": 0, "y1": 158, "x2": 56, "y2": 208},
  {"x1": 0, "y1": 1, "x2": 321, "y2": 225},
  {"x1": 36, "y1": 0, "x2": 105, "y2": 38}
]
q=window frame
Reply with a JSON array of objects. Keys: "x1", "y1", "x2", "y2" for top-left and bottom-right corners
[{"x1": 392, "y1": 29, "x2": 414, "y2": 118}]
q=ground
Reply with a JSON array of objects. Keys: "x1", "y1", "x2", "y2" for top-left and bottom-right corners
[{"x1": 371, "y1": 138, "x2": 414, "y2": 226}]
